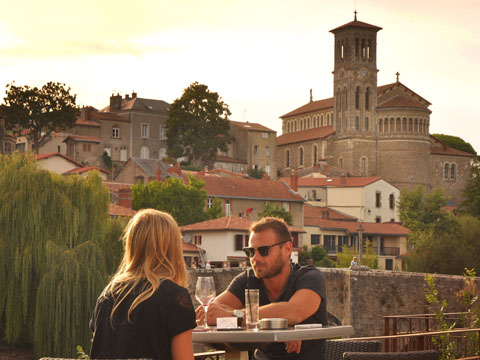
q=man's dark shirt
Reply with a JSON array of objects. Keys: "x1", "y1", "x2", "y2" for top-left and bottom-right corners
[{"x1": 227, "y1": 263, "x2": 328, "y2": 360}]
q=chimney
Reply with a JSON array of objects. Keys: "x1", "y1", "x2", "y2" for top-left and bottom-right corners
[
  {"x1": 310, "y1": 88, "x2": 313, "y2": 103},
  {"x1": 290, "y1": 170, "x2": 298, "y2": 192},
  {"x1": 132, "y1": 91, "x2": 137, "y2": 99},
  {"x1": 118, "y1": 188, "x2": 132, "y2": 209},
  {"x1": 125, "y1": 94, "x2": 130, "y2": 100},
  {"x1": 156, "y1": 165, "x2": 162, "y2": 181},
  {"x1": 84, "y1": 106, "x2": 92, "y2": 121},
  {"x1": 110, "y1": 93, "x2": 122, "y2": 111}
]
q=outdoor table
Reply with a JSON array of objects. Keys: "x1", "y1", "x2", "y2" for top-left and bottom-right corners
[{"x1": 193, "y1": 325, "x2": 354, "y2": 360}]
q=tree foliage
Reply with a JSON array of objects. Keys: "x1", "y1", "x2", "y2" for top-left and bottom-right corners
[
  {"x1": 206, "y1": 197, "x2": 225, "y2": 220},
  {"x1": 398, "y1": 186, "x2": 455, "y2": 234},
  {"x1": 0, "y1": 82, "x2": 79, "y2": 153},
  {"x1": 460, "y1": 160, "x2": 480, "y2": 218},
  {"x1": 132, "y1": 174, "x2": 213, "y2": 226},
  {"x1": 0, "y1": 153, "x2": 113, "y2": 357},
  {"x1": 258, "y1": 202, "x2": 293, "y2": 225},
  {"x1": 166, "y1": 82, "x2": 231, "y2": 168},
  {"x1": 337, "y1": 242, "x2": 378, "y2": 269},
  {"x1": 298, "y1": 246, "x2": 336, "y2": 268},
  {"x1": 247, "y1": 167, "x2": 266, "y2": 179},
  {"x1": 433, "y1": 134, "x2": 477, "y2": 156}
]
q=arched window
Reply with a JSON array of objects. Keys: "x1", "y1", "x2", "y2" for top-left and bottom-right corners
[
  {"x1": 294, "y1": 121, "x2": 297, "y2": 132},
  {"x1": 408, "y1": 118, "x2": 413, "y2": 132},
  {"x1": 313, "y1": 144, "x2": 318, "y2": 165},
  {"x1": 396, "y1": 118, "x2": 401, "y2": 132},
  {"x1": 327, "y1": 113, "x2": 330, "y2": 124},
  {"x1": 299, "y1": 147, "x2": 304, "y2": 166},
  {"x1": 451, "y1": 164, "x2": 456, "y2": 180},
  {"x1": 355, "y1": 116, "x2": 360, "y2": 130},
  {"x1": 286, "y1": 149, "x2": 290, "y2": 168},
  {"x1": 402, "y1": 118, "x2": 407, "y2": 132},
  {"x1": 159, "y1": 148, "x2": 167, "y2": 160},
  {"x1": 379, "y1": 118, "x2": 383, "y2": 133},
  {"x1": 365, "y1": 117, "x2": 369, "y2": 131},
  {"x1": 414, "y1": 118, "x2": 418, "y2": 133},
  {"x1": 360, "y1": 156, "x2": 368, "y2": 176},
  {"x1": 140, "y1": 146, "x2": 149, "y2": 159},
  {"x1": 444, "y1": 163, "x2": 449, "y2": 180},
  {"x1": 321, "y1": 114, "x2": 324, "y2": 126},
  {"x1": 390, "y1": 118, "x2": 395, "y2": 132},
  {"x1": 365, "y1": 87, "x2": 370, "y2": 110},
  {"x1": 307, "y1": 118, "x2": 310, "y2": 129}
]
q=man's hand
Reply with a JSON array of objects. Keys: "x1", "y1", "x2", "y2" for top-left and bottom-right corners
[
  {"x1": 285, "y1": 340, "x2": 302, "y2": 354},
  {"x1": 206, "y1": 302, "x2": 236, "y2": 325},
  {"x1": 195, "y1": 305, "x2": 205, "y2": 326}
]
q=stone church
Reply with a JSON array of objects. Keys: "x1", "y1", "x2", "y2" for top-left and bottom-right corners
[{"x1": 277, "y1": 14, "x2": 472, "y2": 206}]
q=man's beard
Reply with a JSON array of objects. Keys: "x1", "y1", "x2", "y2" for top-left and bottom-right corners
[{"x1": 252, "y1": 252, "x2": 285, "y2": 279}]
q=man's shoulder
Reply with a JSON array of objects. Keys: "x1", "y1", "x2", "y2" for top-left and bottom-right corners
[{"x1": 292, "y1": 264, "x2": 322, "y2": 276}]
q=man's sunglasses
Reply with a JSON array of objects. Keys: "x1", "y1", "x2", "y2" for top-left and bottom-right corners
[{"x1": 243, "y1": 240, "x2": 288, "y2": 258}]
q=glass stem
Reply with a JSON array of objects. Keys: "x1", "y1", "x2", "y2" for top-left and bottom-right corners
[{"x1": 203, "y1": 305, "x2": 208, "y2": 328}]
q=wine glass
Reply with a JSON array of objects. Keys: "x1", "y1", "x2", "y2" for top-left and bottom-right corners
[{"x1": 195, "y1": 276, "x2": 216, "y2": 328}]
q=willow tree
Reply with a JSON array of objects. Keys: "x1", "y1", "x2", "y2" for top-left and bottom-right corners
[{"x1": 0, "y1": 153, "x2": 110, "y2": 357}]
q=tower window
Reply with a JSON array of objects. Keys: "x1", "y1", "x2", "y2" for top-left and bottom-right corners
[
  {"x1": 365, "y1": 88, "x2": 370, "y2": 110},
  {"x1": 355, "y1": 116, "x2": 360, "y2": 130},
  {"x1": 365, "y1": 117, "x2": 369, "y2": 131},
  {"x1": 341, "y1": 44, "x2": 345, "y2": 59},
  {"x1": 286, "y1": 149, "x2": 290, "y2": 168},
  {"x1": 355, "y1": 38, "x2": 359, "y2": 57},
  {"x1": 299, "y1": 147, "x2": 304, "y2": 166},
  {"x1": 355, "y1": 87, "x2": 360, "y2": 109}
]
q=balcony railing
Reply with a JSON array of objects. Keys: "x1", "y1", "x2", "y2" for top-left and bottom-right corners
[{"x1": 373, "y1": 246, "x2": 400, "y2": 256}]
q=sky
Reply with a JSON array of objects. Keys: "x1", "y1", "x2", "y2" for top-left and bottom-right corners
[{"x1": 1, "y1": 0, "x2": 479, "y2": 153}]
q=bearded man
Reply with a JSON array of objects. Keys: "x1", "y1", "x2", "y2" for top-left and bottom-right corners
[{"x1": 198, "y1": 217, "x2": 328, "y2": 360}]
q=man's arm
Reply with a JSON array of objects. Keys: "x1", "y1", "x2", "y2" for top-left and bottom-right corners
[
  {"x1": 203, "y1": 290, "x2": 244, "y2": 325},
  {"x1": 258, "y1": 289, "x2": 321, "y2": 325}
]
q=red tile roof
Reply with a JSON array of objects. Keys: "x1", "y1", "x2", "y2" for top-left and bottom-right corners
[
  {"x1": 182, "y1": 242, "x2": 202, "y2": 252},
  {"x1": 35, "y1": 152, "x2": 84, "y2": 168},
  {"x1": 230, "y1": 120, "x2": 276, "y2": 133},
  {"x1": 215, "y1": 156, "x2": 248, "y2": 164},
  {"x1": 430, "y1": 135, "x2": 474, "y2": 157},
  {"x1": 281, "y1": 176, "x2": 382, "y2": 188},
  {"x1": 304, "y1": 204, "x2": 356, "y2": 222},
  {"x1": 63, "y1": 135, "x2": 100, "y2": 143},
  {"x1": 64, "y1": 166, "x2": 111, "y2": 175},
  {"x1": 377, "y1": 97, "x2": 428, "y2": 110},
  {"x1": 329, "y1": 19, "x2": 382, "y2": 33},
  {"x1": 109, "y1": 203, "x2": 137, "y2": 217},
  {"x1": 191, "y1": 175, "x2": 304, "y2": 202},
  {"x1": 76, "y1": 119, "x2": 100, "y2": 127},
  {"x1": 103, "y1": 181, "x2": 132, "y2": 191},
  {"x1": 207, "y1": 168, "x2": 248, "y2": 178},
  {"x1": 277, "y1": 126, "x2": 335, "y2": 146},
  {"x1": 180, "y1": 215, "x2": 305, "y2": 233},
  {"x1": 307, "y1": 218, "x2": 408, "y2": 236},
  {"x1": 281, "y1": 98, "x2": 333, "y2": 118}
]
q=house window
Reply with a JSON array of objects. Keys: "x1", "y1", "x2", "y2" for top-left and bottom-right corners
[
  {"x1": 262, "y1": 132, "x2": 269, "y2": 138},
  {"x1": 313, "y1": 145, "x2": 318, "y2": 165},
  {"x1": 375, "y1": 191, "x2": 382, "y2": 208},
  {"x1": 375, "y1": 216, "x2": 381, "y2": 223},
  {"x1": 244, "y1": 235, "x2": 249, "y2": 247},
  {"x1": 311, "y1": 234, "x2": 321, "y2": 245},
  {"x1": 83, "y1": 143, "x2": 91, "y2": 152},
  {"x1": 120, "y1": 147, "x2": 127, "y2": 161},
  {"x1": 299, "y1": 147, "x2": 304, "y2": 166},
  {"x1": 389, "y1": 194, "x2": 395, "y2": 209},
  {"x1": 112, "y1": 125, "x2": 120, "y2": 138},
  {"x1": 254, "y1": 145, "x2": 259, "y2": 155},
  {"x1": 161, "y1": 125, "x2": 167, "y2": 140},
  {"x1": 159, "y1": 148, "x2": 167, "y2": 160},
  {"x1": 207, "y1": 198, "x2": 213, "y2": 209},
  {"x1": 140, "y1": 146, "x2": 149, "y2": 159},
  {"x1": 16, "y1": 143, "x2": 26, "y2": 152},
  {"x1": 385, "y1": 259, "x2": 393, "y2": 271},
  {"x1": 266, "y1": 146, "x2": 270, "y2": 157},
  {"x1": 444, "y1": 163, "x2": 449, "y2": 180},
  {"x1": 141, "y1": 123, "x2": 149, "y2": 139},
  {"x1": 286, "y1": 149, "x2": 290, "y2": 168},
  {"x1": 194, "y1": 235, "x2": 202, "y2": 245},
  {"x1": 134, "y1": 175, "x2": 144, "y2": 184},
  {"x1": 104, "y1": 146, "x2": 111, "y2": 157},
  {"x1": 225, "y1": 199, "x2": 231, "y2": 216},
  {"x1": 235, "y1": 234, "x2": 243, "y2": 251},
  {"x1": 450, "y1": 163, "x2": 456, "y2": 180},
  {"x1": 265, "y1": 165, "x2": 270, "y2": 175},
  {"x1": 324, "y1": 235, "x2": 336, "y2": 254}
]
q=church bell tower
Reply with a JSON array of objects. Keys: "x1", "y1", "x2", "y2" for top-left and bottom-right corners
[{"x1": 330, "y1": 12, "x2": 382, "y2": 138}]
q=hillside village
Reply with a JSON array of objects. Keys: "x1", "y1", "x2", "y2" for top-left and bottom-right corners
[{"x1": 0, "y1": 15, "x2": 475, "y2": 273}]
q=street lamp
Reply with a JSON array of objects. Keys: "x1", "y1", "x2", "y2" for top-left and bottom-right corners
[{"x1": 356, "y1": 223, "x2": 364, "y2": 266}]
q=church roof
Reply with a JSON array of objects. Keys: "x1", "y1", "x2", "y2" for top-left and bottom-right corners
[
  {"x1": 277, "y1": 126, "x2": 335, "y2": 146},
  {"x1": 330, "y1": 19, "x2": 382, "y2": 33},
  {"x1": 281, "y1": 98, "x2": 333, "y2": 118},
  {"x1": 430, "y1": 135, "x2": 474, "y2": 158},
  {"x1": 377, "y1": 97, "x2": 429, "y2": 110},
  {"x1": 378, "y1": 82, "x2": 431, "y2": 105},
  {"x1": 280, "y1": 176, "x2": 383, "y2": 188},
  {"x1": 230, "y1": 120, "x2": 276, "y2": 133}
]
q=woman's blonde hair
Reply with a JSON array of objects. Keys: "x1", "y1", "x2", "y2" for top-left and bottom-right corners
[{"x1": 104, "y1": 209, "x2": 187, "y2": 322}]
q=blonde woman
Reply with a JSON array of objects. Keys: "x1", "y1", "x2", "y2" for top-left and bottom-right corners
[{"x1": 90, "y1": 209, "x2": 196, "y2": 360}]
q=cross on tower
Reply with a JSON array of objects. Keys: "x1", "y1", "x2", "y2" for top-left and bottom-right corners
[
  {"x1": 396, "y1": 72, "x2": 400, "y2": 83},
  {"x1": 354, "y1": 10, "x2": 358, "y2": 21}
]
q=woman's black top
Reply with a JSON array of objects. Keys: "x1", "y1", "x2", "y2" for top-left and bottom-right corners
[{"x1": 90, "y1": 279, "x2": 196, "y2": 360}]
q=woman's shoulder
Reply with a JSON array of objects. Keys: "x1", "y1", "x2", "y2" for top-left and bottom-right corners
[{"x1": 153, "y1": 279, "x2": 194, "y2": 310}]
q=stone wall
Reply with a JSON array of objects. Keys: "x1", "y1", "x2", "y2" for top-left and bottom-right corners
[{"x1": 187, "y1": 268, "x2": 479, "y2": 337}]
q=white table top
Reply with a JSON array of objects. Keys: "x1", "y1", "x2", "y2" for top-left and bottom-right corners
[{"x1": 192, "y1": 325, "x2": 354, "y2": 344}]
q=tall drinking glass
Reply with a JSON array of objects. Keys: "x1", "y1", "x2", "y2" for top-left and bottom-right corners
[
  {"x1": 195, "y1": 276, "x2": 216, "y2": 328},
  {"x1": 245, "y1": 289, "x2": 259, "y2": 330}
]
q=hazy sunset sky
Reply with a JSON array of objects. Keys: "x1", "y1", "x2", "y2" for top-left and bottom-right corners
[{"x1": 1, "y1": 0, "x2": 479, "y2": 152}]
